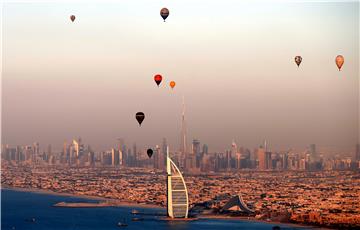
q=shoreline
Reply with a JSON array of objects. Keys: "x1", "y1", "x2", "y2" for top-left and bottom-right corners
[
  {"x1": 198, "y1": 215, "x2": 326, "y2": 229},
  {"x1": 2, "y1": 186, "x2": 323, "y2": 229},
  {"x1": 1, "y1": 186, "x2": 163, "y2": 209}
]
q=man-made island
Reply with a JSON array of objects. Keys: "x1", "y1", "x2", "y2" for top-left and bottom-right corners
[{"x1": 54, "y1": 201, "x2": 113, "y2": 208}]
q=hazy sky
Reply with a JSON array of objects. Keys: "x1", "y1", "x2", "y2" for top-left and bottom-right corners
[{"x1": 1, "y1": 1, "x2": 359, "y2": 153}]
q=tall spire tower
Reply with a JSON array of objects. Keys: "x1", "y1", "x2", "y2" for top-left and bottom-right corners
[
  {"x1": 180, "y1": 96, "x2": 187, "y2": 155},
  {"x1": 264, "y1": 139, "x2": 268, "y2": 152}
]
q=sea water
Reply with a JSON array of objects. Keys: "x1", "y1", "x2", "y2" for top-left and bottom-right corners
[{"x1": 1, "y1": 189, "x2": 311, "y2": 230}]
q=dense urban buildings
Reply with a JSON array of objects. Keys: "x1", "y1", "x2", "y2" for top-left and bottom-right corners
[
  {"x1": 2, "y1": 162, "x2": 359, "y2": 228},
  {"x1": 2, "y1": 139, "x2": 360, "y2": 172}
]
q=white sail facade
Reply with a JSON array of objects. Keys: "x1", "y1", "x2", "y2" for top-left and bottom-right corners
[{"x1": 166, "y1": 147, "x2": 189, "y2": 218}]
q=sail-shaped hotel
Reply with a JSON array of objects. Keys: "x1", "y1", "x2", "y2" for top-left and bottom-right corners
[{"x1": 166, "y1": 147, "x2": 189, "y2": 218}]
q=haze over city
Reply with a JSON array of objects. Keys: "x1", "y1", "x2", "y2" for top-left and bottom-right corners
[
  {"x1": 2, "y1": 1, "x2": 359, "y2": 153},
  {"x1": 2, "y1": 1, "x2": 360, "y2": 230}
]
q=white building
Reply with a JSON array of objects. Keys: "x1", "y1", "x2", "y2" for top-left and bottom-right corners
[{"x1": 166, "y1": 147, "x2": 189, "y2": 218}]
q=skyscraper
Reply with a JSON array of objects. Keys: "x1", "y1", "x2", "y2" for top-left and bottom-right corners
[
  {"x1": 33, "y1": 142, "x2": 40, "y2": 155},
  {"x1": 180, "y1": 96, "x2": 187, "y2": 156},
  {"x1": 258, "y1": 146, "x2": 266, "y2": 170},
  {"x1": 154, "y1": 145, "x2": 164, "y2": 170},
  {"x1": 127, "y1": 149, "x2": 132, "y2": 166},
  {"x1": 133, "y1": 143, "x2": 137, "y2": 166},
  {"x1": 192, "y1": 139, "x2": 201, "y2": 155},
  {"x1": 264, "y1": 139, "x2": 268, "y2": 152},
  {"x1": 117, "y1": 138, "x2": 122, "y2": 152},
  {"x1": 231, "y1": 140, "x2": 238, "y2": 158},
  {"x1": 122, "y1": 141, "x2": 128, "y2": 166},
  {"x1": 202, "y1": 144, "x2": 208, "y2": 155},
  {"x1": 32, "y1": 142, "x2": 40, "y2": 163},
  {"x1": 72, "y1": 139, "x2": 79, "y2": 158},
  {"x1": 226, "y1": 150, "x2": 231, "y2": 170},
  {"x1": 118, "y1": 150, "x2": 123, "y2": 166},
  {"x1": 117, "y1": 138, "x2": 126, "y2": 166},
  {"x1": 309, "y1": 144, "x2": 317, "y2": 161},
  {"x1": 162, "y1": 138, "x2": 168, "y2": 166},
  {"x1": 89, "y1": 151, "x2": 95, "y2": 166},
  {"x1": 62, "y1": 141, "x2": 67, "y2": 163},
  {"x1": 192, "y1": 139, "x2": 201, "y2": 168},
  {"x1": 259, "y1": 140, "x2": 272, "y2": 170},
  {"x1": 356, "y1": 144, "x2": 360, "y2": 161},
  {"x1": 111, "y1": 148, "x2": 116, "y2": 166}
]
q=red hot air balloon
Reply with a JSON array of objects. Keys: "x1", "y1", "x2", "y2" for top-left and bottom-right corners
[
  {"x1": 154, "y1": 74, "x2": 162, "y2": 86},
  {"x1": 335, "y1": 55, "x2": 344, "y2": 71},
  {"x1": 70, "y1": 15, "x2": 76, "y2": 22},
  {"x1": 160, "y1": 8, "x2": 169, "y2": 22}
]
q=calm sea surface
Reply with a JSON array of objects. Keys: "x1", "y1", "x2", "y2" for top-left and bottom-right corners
[{"x1": 1, "y1": 189, "x2": 311, "y2": 230}]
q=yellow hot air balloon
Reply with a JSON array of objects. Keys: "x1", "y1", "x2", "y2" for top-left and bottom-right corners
[
  {"x1": 335, "y1": 55, "x2": 344, "y2": 71},
  {"x1": 169, "y1": 81, "x2": 176, "y2": 89}
]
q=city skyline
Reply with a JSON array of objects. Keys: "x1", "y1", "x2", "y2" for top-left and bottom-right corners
[
  {"x1": 2, "y1": 1, "x2": 360, "y2": 229},
  {"x1": 2, "y1": 1, "x2": 359, "y2": 153},
  {"x1": 2, "y1": 137, "x2": 359, "y2": 156},
  {"x1": 3, "y1": 137, "x2": 359, "y2": 171}
]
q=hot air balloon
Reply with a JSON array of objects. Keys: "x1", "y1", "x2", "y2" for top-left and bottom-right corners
[
  {"x1": 169, "y1": 81, "x2": 176, "y2": 89},
  {"x1": 335, "y1": 55, "x2": 344, "y2": 71},
  {"x1": 135, "y1": 112, "x2": 145, "y2": 126},
  {"x1": 160, "y1": 8, "x2": 169, "y2": 22},
  {"x1": 295, "y1": 56, "x2": 302, "y2": 67},
  {"x1": 147, "y1": 149, "x2": 153, "y2": 158},
  {"x1": 70, "y1": 15, "x2": 76, "y2": 22},
  {"x1": 154, "y1": 74, "x2": 162, "y2": 86}
]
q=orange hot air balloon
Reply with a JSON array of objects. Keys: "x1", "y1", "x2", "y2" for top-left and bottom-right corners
[
  {"x1": 70, "y1": 15, "x2": 76, "y2": 22},
  {"x1": 169, "y1": 81, "x2": 176, "y2": 89},
  {"x1": 335, "y1": 55, "x2": 344, "y2": 71}
]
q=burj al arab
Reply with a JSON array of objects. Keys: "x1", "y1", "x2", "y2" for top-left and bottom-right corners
[{"x1": 166, "y1": 147, "x2": 189, "y2": 218}]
